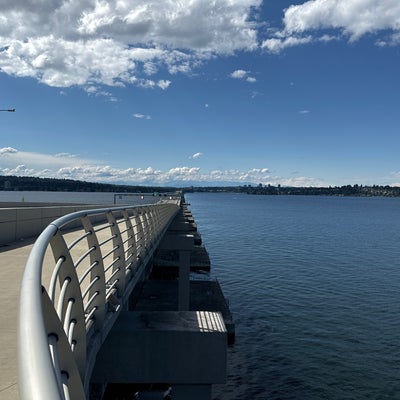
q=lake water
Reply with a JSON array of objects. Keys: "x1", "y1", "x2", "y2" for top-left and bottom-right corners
[
  {"x1": 184, "y1": 193, "x2": 400, "y2": 400},
  {"x1": 3, "y1": 190, "x2": 399, "y2": 399}
]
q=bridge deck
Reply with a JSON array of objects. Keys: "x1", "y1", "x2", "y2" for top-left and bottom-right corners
[
  {"x1": 0, "y1": 200, "x2": 233, "y2": 400},
  {"x1": 0, "y1": 231, "x2": 91, "y2": 400}
]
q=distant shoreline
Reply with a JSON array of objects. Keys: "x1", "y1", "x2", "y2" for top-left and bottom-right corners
[
  {"x1": 1, "y1": 175, "x2": 399, "y2": 197},
  {"x1": 186, "y1": 185, "x2": 400, "y2": 197}
]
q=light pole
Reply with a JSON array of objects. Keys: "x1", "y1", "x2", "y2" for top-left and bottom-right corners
[{"x1": 0, "y1": 108, "x2": 15, "y2": 112}]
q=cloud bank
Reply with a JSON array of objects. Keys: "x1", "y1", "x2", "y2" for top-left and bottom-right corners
[
  {"x1": 262, "y1": 0, "x2": 400, "y2": 52},
  {"x1": 1, "y1": 0, "x2": 400, "y2": 88},
  {"x1": 0, "y1": 147, "x2": 321, "y2": 187},
  {"x1": 0, "y1": 0, "x2": 261, "y2": 88}
]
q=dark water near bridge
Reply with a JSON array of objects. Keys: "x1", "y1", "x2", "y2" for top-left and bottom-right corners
[{"x1": 185, "y1": 193, "x2": 400, "y2": 400}]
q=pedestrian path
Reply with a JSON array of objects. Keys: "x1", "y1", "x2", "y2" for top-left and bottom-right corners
[{"x1": 0, "y1": 239, "x2": 36, "y2": 400}]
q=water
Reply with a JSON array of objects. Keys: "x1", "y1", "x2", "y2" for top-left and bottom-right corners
[
  {"x1": 4, "y1": 190, "x2": 399, "y2": 398},
  {"x1": 184, "y1": 193, "x2": 400, "y2": 400}
]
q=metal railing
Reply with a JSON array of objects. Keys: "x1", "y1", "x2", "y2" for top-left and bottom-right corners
[
  {"x1": 113, "y1": 192, "x2": 178, "y2": 205},
  {"x1": 18, "y1": 200, "x2": 180, "y2": 400}
]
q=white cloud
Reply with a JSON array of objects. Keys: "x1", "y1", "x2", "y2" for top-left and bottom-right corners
[
  {"x1": 261, "y1": 36, "x2": 313, "y2": 53},
  {"x1": 135, "y1": 79, "x2": 170, "y2": 90},
  {"x1": 230, "y1": 69, "x2": 248, "y2": 79},
  {"x1": 299, "y1": 110, "x2": 310, "y2": 114},
  {"x1": 54, "y1": 152, "x2": 78, "y2": 158},
  {"x1": 250, "y1": 168, "x2": 269, "y2": 173},
  {"x1": 251, "y1": 90, "x2": 263, "y2": 98},
  {"x1": 263, "y1": 0, "x2": 400, "y2": 52},
  {"x1": 85, "y1": 85, "x2": 118, "y2": 100},
  {"x1": 229, "y1": 69, "x2": 257, "y2": 82},
  {"x1": 0, "y1": 0, "x2": 262, "y2": 88},
  {"x1": 166, "y1": 167, "x2": 202, "y2": 181},
  {"x1": 157, "y1": 80, "x2": 171, "y2": 90},
  {"x1": 274, "y1": 176, "x2": 325, "y2": 187},
  {"x1": 85, "y1": 86, "x2": 98, "y2": 94},
  {"x1": 376, "y1": 31, "x2": 400, "y2": 47},
  {"x1": 0, "y1": 147, "x2": 18, "y2": 155},
  {"x1": 133, "y1": 113, "x2": 151, "y2": 119},
  {"x1": 283, "y1": 0, "x2": 400, "y2": 40},
  {"x1": 189, "y1": 152, "x2": 203, "y2": 159},
  {"x1": 389, "y1": 171, "x2": 400, "y2": 186}
]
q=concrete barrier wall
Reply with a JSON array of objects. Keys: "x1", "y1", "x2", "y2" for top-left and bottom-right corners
[{"x1": 0, "y1": 205, "x2": 104, "y2": 245}]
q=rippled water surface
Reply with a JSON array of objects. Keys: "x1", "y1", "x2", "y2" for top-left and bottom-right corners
[{"x1": 185, "y1": 193, "x2": 400, "y2": 400}]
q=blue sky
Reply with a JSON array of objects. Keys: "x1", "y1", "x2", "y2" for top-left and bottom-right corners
[{"x1": 1, "y1": 0, "x2": 400, "y2": 187}]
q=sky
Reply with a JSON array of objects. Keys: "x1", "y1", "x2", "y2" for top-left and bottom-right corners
[{"x1": 1, "y1": 0, "x2": 400, "y2": 187}]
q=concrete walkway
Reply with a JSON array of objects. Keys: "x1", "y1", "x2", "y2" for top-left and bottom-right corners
[{"x1": 0, "y1": 239, "x2": 36, "y2": 400}]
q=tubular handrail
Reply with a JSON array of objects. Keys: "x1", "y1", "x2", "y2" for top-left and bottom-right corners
[{"x1": 18, "y1": 200, "x2": 180, "y2": 400}]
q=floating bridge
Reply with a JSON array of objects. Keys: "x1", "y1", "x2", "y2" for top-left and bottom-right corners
[{"x1": 16, "y1": 194, "x2": 233, "y2": 400}]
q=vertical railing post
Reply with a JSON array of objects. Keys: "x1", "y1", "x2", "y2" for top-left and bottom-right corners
[
  {"x1": 134, "y1": 208, "x2": 145, "y2": 262},
  {"x1": 49, "y1": 230, "x2": 87, "y2": 381},
  {"x1": 81, "y1": 216, "x2": 107, "y2": 330},
  {"x1": 121, "y1": 210, "x2": 137, "y2": 277},
  {"x1": 106, "y1": 212, "x2": 126, "y2": 297}
]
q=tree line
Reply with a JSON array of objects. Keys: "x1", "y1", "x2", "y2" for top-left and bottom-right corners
[
  {"x1": 184, "y1": 184, "x2": 400, "y2": 197},
  {"x1": 0, "y1": 175, "x2": 177, "y2": 193}
]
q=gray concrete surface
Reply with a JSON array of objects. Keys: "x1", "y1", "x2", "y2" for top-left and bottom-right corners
[
  {"x1": 0, "y1": 239, "x2": 36, "y2": 400},
  {"x1": 0, "y1": 203, "x2": 104, "y2": 246}
]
